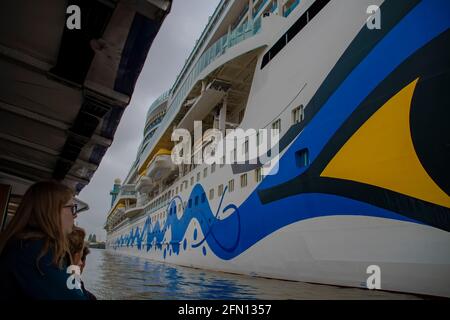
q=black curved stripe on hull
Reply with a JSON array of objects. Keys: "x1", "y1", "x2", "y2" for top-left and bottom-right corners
[{"x1": 257, "y1": 30, "x2": 450, "y2": 232}]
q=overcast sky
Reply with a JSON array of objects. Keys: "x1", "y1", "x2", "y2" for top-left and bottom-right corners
[{"x1": 76, "y1": 0, "x2": 221, "y2": 241}]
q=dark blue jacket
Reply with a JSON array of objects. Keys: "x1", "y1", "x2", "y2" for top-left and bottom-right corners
[{"x1": 0, "y1": 238, "x2": 89, "y2": 300}]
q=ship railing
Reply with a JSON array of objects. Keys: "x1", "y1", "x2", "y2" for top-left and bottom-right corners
[
  {"x1": 271, "y1": 1, "x2": 278, "y2": 13},
  {"x1": 127, "y1": 203, "x2": 137, "y2": 209},
  {"x1": 283, "y1": 0, "x2": 301, "y2": 17},
  {"x1": 119, "y1": 191, "x2": 136, "y2": 196},
  {"x1": 142, "y1": 198, "x2": 170, "y2": 217},
  {"x1": 232, "y1": 3, "x2": 249, "y2": 29},
  {"x1": 253, "y1": 0, "x2": 270, "y2": 19}
]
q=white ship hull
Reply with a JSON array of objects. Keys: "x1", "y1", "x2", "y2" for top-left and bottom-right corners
[{"x1": 109, "y1": 216, "x2": 450, "y2": 297}]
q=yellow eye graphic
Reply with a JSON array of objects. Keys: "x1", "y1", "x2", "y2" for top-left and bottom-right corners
[{"x1": 321, "y1": 78, "x2": 450, "y2": 208}]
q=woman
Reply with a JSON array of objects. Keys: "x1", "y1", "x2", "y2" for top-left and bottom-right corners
[
  {"x1": 67, "y1": 226, "x2": 96, "y2": 299},
  {"x1": 0, "y1": 181, "x2": 90, "y2": 300}
]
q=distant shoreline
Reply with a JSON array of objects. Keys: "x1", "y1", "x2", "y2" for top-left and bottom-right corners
[{"x1": 88, "y1": 242, "x2": 106, "y2": 249}]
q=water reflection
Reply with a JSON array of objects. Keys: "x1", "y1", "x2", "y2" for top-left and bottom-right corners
[{"x1": 81, "y1": 249, "x2": 421, "y2": 300}]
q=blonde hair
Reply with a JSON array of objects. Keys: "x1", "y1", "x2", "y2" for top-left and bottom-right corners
[{"x1": 0, "y1": 180, "x2": 74, "y2": 269}]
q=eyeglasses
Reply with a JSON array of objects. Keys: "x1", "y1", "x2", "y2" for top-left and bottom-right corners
[{"x1": 64, "y1": 204, "x2": 78, "y2": 216}]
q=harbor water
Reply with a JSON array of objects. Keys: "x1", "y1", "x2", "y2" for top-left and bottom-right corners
[{"x1": 81, "y1": 249, "x2": 422, "y2": 300}]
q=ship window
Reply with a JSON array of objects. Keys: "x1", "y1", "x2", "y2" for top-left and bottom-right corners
[
  {"x1": 218, "y1": 184, "x2": 224, "y2": 196},
  {"x1": 176, "y1": 186, "x2": 179, "y2": 194},
  {"x1": 209, "y1": 188, "x2": 214, "y2": 200},
  {"x1": 240, "y1": 174, "x2": 248, "y2": 188},
  {"x1": 228, "y1": 179, "x2": 234, "y2": 193},
  {"x1": 211, "y1": 163, "x2": 216, "y2": 174},
  {"x1": 292, "y1": 105, "x2": 305, "y2": 124},
  {"x1": 180, "y1": 184, "x2": 183, "y2": 192},
  {"x1": 255, "y1": 167, "x2": 263, "y2": 182},
  {"x1": 272, "y1": 119, "x2": 281, "y2": 135},
  {"x1": 197, "y1": 172, "x2": 200, "y2": 182},
  {"x1": 203, "y1": 168, "x2": 208, "y2": 178},
  {"x1": 295, "y1": 148, "x2": 310, "y2": 168},
  {"x1": 191, "y1": 176, "x2": 194, "y2": 186}
]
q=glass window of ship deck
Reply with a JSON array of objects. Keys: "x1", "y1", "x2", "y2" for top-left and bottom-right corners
[
  {"x1": 255, "y1": 167, "x2": 262, "y2": 183},
  {"x1": 197, "y1": 172, "x2": 200, "y2": 182},
  {"x1": 218, "y1": 184, "x2": 224, "y2": 196},
  {"x1": 292, "y1": 105, "x2": 304, "y2": 124},
  {"x1": 240, "y1": 174, "x2": 247, "y2": 188},
  {"x1": 211, "y1": 163, "x2": 216, "y2": 174},
  {"x1": 228, "y1": 179, "x2": 234, "y2": 192},
  {"x1": 209, "y1": 188, "x2": 214, "y2": 200},
  {"x1": 203, "y1": 168, "x2": 208, "y2": 178},
  {"x1": 191, "y1": 176, "x2": 194, "y2": 186},
  {"x1": 272, "y1": 119, "x2": 281, "y2": 134},
  {"x1": 295, "y1": 148, "x2": 310, "y2": 168}
]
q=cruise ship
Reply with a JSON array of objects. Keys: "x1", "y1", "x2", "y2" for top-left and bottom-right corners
[{"x1": 104, "y1": 0, "x2": 450, "y2": 297}]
